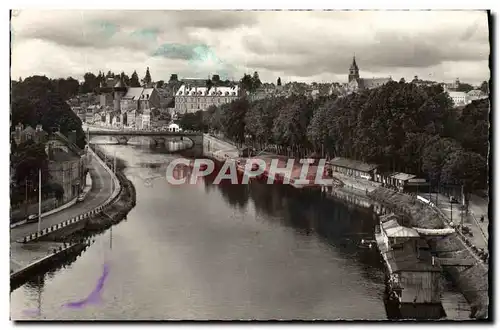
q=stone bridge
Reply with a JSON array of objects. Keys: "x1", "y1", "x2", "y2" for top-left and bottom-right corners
[{"x1": 87, "y1": 129, "x2": 204, "y2": 148}]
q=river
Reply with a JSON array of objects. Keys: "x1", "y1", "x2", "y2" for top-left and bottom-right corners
[{"x1": 10, "y1": 138, "x2": 468, "y2": 320}]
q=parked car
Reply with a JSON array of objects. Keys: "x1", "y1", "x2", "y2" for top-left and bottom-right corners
[
  {"x1": 26, "y1": 214, "x2": 38, "y2": 223},
  {"x1": 76, "y1": 194, "x2": 86, "y2": 203},
  {"x1": 450, "y1": 196, "x2": 459, "y2": 203}
]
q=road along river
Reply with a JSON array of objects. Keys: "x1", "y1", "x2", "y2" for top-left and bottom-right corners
[{"x1": 10, "y1": 139, "x2": 469, "y2": 320}]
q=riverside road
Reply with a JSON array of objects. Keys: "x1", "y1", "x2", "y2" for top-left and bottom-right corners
[
  {"x1": 10, "y1": 151, "x2": 113, "y2": 242},
  {"x1": 10, "y1": 140, "x2": 470, "y2": 320}
]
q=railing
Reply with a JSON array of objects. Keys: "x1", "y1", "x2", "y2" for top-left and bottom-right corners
[{"x1": 16, "y1": 145, "x2": 122, "y2": 244}]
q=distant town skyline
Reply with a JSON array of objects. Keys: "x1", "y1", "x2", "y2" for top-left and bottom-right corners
[{"x1": 11, "y1": 10, "x2": 490, "y2": 85}]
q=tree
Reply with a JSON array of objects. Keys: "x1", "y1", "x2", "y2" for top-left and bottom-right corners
[
  {"x1": 277, "y1": 77, "x2": 282, "y2": 86},
  {"x1": 120, "y1": 71, "x2": 130, "y2": 86},
  {"x1": 130, "y1": 70, "x2": 141, "y2": 87},
  {"x1": 441, "y1": 149, "x2": 487, "y2": 193},
  {"x1": 422, "y1": 138, "x2": 461, "y2": 185},
  {"x1": 81, "y1": 72, "x2": 98, "y2": 93},
  {"x1": 456, "y1": 83, "x2": 474, "y2": 93},
  {"x1": 455, "y1": 98, "x2": 490, "y2": 159},
  {"x1": 11, "y1": 140, "x2": 49, "y2": 186},
  {"x1": 252, "y1": 71, "x2": 262, "y2": 91},
  {"x1": 480, "y1": 80, "x2": 489, "y2": 94},
  {"x1": 399, "y1": 77, "x2": 406, "y2": 83},
  {"x1": 240, "y1": 74, "x2": 253, "y2": 93},
  {"x1": 11, "y1": 75, "x2": 87, "y2": 149},
  {"x1": 169, "y1": 74, "x2": 178, "y2": 82},
  {"x1": 142, "y1": 67, "x2": 152, "y2": 87},
  {"x1": 156, "y1": 80, "x2": 165, "y2": 88},
  {"x1": 212, "y1": 75, "x2": 220, "y2": 84},
  {"x1": 219, "y1": 98, "x2": 249, "y2": 144}
]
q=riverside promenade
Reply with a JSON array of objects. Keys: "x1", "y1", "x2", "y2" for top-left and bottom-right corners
[{"x1": 10, "y1": 148, "x2": 115, "y2": 274}]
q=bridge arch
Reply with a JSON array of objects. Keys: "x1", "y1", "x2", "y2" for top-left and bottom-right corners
[{"x1": 87, "y1": 129, "x2": 204, "y2": 150}]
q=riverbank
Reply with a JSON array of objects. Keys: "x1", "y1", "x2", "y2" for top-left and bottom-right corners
[
  {"x1": 65, "y1": 145, "x2": 137, "y2": 238},
  {"x1": 11, "y1": 240, "x2": 93, "y2": 291},
  {"x1": 367, "y1": 187, "x2": 489, "y2": 319}
]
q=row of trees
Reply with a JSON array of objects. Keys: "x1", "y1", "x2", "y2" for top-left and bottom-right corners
[{"x1": 196, "y1": 81, "x2": 488, "y2": 194}]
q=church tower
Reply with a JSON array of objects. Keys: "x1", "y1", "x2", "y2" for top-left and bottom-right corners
[{"x1": 348, "y1": 56, "x2": 360, "y2": 83}]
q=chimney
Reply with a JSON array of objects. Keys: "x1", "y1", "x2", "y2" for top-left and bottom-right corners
[{"x1": 68, "y1": 130, "x2": 77, "y2": 145}]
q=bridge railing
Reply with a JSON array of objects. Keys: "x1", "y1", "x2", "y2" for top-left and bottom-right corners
[{"x1": 16, "y1": 145, "x2": 122, "y2": 244}]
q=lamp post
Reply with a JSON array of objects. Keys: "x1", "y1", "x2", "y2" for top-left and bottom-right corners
[
  {"x1": 450, "y1": 199, "x2": 453, "y2": 226},
  {"x1": 37, "y1": 168, "x2": 42, "y2": 233}
]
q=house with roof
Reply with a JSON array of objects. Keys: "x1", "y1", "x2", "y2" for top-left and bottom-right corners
[
  {"x1": 327, "y1": 157, "x2": 379, "y2": 180},
  {"x1": 174, "y1": 84, "x2": 240, "y2": 113},
  {"x1": 466, "y1": 89, "x2": 488, "y2": 102},
  {"x1": 374, "y1": 172, "x2": 417, "y2": 191},
  {"x1": 447, "y1": 91, "x2": 468, "y2": 107},
  {"x1": 347, "y1": 56, "x2": 392, "y2": 93},
  {"x1": 46, "y1": 131, "x2": 88, "y2": 203},
  {"x1": 99, "y1": 77, "x2": 128, "y2": 111},
  {"x1": 119, "y1": 87, "x2": 160, "y2": 113},
  {"x1": 11, "y1": 123, "x2": 48, "y2": 146}
]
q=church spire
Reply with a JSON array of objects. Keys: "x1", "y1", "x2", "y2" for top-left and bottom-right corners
[
  {"x1": 350, "y1": 54, "x2": 358, "y2": 71},
  {"x1": 348, "y1": 55, "x2": 360, "y2": 83}
]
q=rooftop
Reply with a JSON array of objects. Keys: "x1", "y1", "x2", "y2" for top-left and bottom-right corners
[
  {"x1": 386, "y1": 248, "x2": 441, "y2": 273},
  {"x1": 328, "y1": 157, "x2": 378, "y2": 173},
  {"x1": 390, "y1": 172, "x2": 416, "y2": 181}
]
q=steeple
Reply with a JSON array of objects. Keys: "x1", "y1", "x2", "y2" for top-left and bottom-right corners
[{"x1": 348, "y1": 55, "x2": 360, "y2": 83}]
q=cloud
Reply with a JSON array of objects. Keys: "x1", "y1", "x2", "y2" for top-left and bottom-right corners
[{"x1": 10, "y1": 10, "x2": 490, "y2": 85}]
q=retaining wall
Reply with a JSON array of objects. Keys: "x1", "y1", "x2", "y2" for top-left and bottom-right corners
[{"x1": 17, "y1": 145, "x2": 121, "y2": 244}]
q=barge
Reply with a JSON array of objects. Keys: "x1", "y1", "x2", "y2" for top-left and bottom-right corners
[{"x1": 375, "y1": 213, "x2": 446, "y2": 319}]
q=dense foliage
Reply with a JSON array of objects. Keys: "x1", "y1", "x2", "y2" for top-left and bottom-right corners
[
  {"x1": 201, "y1": 81, "x2": 489, "y2": 193},
  {"x1": 11, "y1": 76, "x2": 86, "y2": 148}
]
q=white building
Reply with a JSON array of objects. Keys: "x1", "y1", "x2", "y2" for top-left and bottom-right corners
[
  {"x1": 447, "y1": 91, "x2": 468, "y2": 107},
  {"x1": 174, "y1": 84, "x2": 240, "y2": 114},
  {"x1": 167, "y1": 123, "x2": 181, "y2": 132}
]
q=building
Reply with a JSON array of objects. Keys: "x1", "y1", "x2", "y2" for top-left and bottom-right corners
[
  {"x1": 99, "y1": 78, "x2": 128, "y2": 112},
  {"x1": 141, "y1": 108, "x2": 151, "y2": 130},
  {"x1": 347, "y1": 56, "x2": 392, "y2": 93},
  {"x1": 374, "y1": 172, "x2": 416, "y2": 191},
  {"x1": 94, "y1": 112, "x2": 103, "y2": 125},
  {"x1": 174, "y1": 84, "x2": 240, "y2": 114},
  {"x1": 167, "y1": 123, "x2": 181, "y2": 132},
  {"x1": 466, "y1": 89, "x2": 489, "y2": 102},
  {"x1": 46, "y1": 131, "x2": 88, "y2": 203},
  {"x1": 447, "y1": 91, "x2": 468, "y2": 107},
  {"x1": 120, "y1": 87, "x2": 160, "y2": 113},
  {"x1": 411, "y1": 76, "x2": 438, "y2": 87},
  {"x1": 443, "y1": 78, "x2": 461, "y2": 91},
  {"x1": 11, "y1": 123, "x2": 48, "y2": 146},
  {"x1": 327, "y1": 157, "x2": 379, "y2": 180}
]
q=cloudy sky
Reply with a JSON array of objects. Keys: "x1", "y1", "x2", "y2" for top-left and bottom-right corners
[{"x1": 10, "y1": 10, "x2": 490, "y2": 85}]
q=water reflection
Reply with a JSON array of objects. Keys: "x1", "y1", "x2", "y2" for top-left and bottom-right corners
[{"x1": 198, "y1": 161, "x2": 384, "y2": 274}]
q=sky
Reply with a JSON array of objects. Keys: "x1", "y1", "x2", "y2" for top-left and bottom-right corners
[{"x1": 10, "y1": 10, "x2": 490, "y2": 85}]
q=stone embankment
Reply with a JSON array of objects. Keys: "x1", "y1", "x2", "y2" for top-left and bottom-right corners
[
  {"x1": 67, "y1": 146, "x2": 136, "y2": 238},
  {"x1": 368, "y1": 187, "x2": 489, "y2": 319}
]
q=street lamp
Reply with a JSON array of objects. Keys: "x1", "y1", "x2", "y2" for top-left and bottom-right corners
[{"x1": 450, "y1": 199, "x2": 453, "y2": 226}]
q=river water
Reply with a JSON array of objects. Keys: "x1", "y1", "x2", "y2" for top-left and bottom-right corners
[{"x1": 10, "y1": 138, "x2": 468, "y2": 320}]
